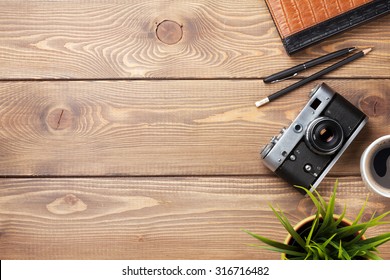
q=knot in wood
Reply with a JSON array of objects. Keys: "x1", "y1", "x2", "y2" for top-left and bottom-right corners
[
  {"x1": 46, "y1": 194, "x2": 87, "y2": 215},
  {"x1": 156, "y1": 20, "x2": 183, "y2": 45},
  {"x1": 360, "y1": 96, "x2": 386, "y2": 117},
  {"x1": 47, "y1": 108, "x2": 73, "y2": 130},
  {"x1": 64, "y1": 194, "x2": 80, "y2": 206}
]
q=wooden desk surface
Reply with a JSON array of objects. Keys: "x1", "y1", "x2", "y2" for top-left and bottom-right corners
[{"x1": 0, "y1": 0, "x2": 389, "y2": 260}]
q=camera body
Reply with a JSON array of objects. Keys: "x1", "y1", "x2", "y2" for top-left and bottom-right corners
[{"x1": 260, "y1": 83, "x2": 368, "y2": 193}]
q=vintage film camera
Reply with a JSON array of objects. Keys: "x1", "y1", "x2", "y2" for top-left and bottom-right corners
[{"x1": 260, "y1": 83, "x2": 368, "y2": 193}]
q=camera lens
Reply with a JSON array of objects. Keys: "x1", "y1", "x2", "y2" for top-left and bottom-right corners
[{"x1": 305, "y1": 117, "x2": 344, "y2": 155}]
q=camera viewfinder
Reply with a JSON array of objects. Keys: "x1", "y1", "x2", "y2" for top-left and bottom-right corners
[{"x1": 310, "y1": 98, "x2": 322, "y2": 110}]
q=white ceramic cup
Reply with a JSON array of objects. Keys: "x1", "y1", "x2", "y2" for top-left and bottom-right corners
[{"x1": 360, "y1": 135, "x2": 390, "y2": 197}]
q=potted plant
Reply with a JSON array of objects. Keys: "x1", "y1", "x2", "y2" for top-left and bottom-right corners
[{"x1": 245, "y1": 181, "x2": 390, "y2": 260}]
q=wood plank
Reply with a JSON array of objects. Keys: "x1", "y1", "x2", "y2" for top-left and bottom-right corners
[
  {"x1": 0, "y1": 0, "x2": 389, "y2": 79},
  {"x1": 0, "y1": 79, "x2": 388, "y2": 176},
  {"x1": 1, "y1": 176, "x2": 389, "y2": 260}
]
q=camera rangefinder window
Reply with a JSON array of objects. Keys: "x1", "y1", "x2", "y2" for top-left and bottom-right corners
[
  {"x1": 306, "y1": 117, "x2": 344, "y2": 155},
  {"x1": 310, "y1": 98, "x2": 322, "y2": 110}
]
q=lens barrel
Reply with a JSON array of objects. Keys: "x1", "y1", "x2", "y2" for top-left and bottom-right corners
[{"x1": 305, "y1": 117, "x2": 344, "y2": 155}]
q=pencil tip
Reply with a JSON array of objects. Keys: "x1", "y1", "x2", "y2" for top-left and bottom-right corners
[
  {"x1": 363, "y1": 48, "x2": 373, "y2": 55},
  {"x1": 255, "y1": 97, "x2": 270, "y2": 108}
]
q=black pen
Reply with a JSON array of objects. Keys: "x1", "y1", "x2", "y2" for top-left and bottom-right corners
[
  {"x1": 263, "y1": 47, "x2": 356, "y2": 83},
  {"x1": 256, "y1": 48, "x2": 372, "y2": 108}
]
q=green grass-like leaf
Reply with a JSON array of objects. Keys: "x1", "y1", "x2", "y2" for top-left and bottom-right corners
[
  {"x1": 269, "y1": 205, "x2": 307, "y2": 249},
  {"x1": 245, "y1": 180, "x2": 390, "y2": 260}
]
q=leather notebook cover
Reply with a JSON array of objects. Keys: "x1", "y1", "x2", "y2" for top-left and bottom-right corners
[{"x1": 265, "y1": 0, "x2": 390, "y2": 55}]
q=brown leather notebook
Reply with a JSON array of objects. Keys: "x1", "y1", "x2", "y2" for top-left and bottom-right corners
[{"x1": 265, "y1": 0, "x2": 390, "y2": 55}]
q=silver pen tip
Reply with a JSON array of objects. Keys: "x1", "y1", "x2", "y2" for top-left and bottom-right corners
[
  {"x1": 255, "y1": 97, "x2": 270, "y2": 108},
  {"x1": 349, "y1": 47, "x2": 357, "y2": 52}
]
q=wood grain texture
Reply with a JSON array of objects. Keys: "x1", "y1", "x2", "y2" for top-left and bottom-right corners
[
  {"x1": 0, "y1": 0, "x2": 389, "y2": 79},
  {"x1": 1, "y1": 176, "x2": 389, "y2": 260},
  {"x1": 0, "y1": 79, "x2": 388, "y2": 177}
]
